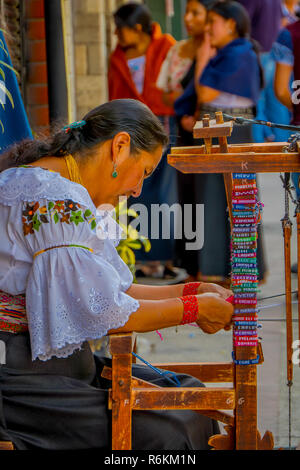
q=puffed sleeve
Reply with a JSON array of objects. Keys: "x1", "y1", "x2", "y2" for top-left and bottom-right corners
[
  {"x1": 271, "y1": 28, "x2": 294, "y2": 66},
  {"x1": 22, "y1": 198, "x2": 140, "y2": 361}
]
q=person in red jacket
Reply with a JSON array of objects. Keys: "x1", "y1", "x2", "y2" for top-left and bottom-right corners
[
  {"x1": 108, "y1": 4, "x2": 175, "y2": 116},
  {"x1": 108, "y1": 3, "x2": 184, "y2": 282}
]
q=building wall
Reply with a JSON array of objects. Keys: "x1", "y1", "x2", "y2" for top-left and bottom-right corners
[
  {"x1": 23, "y1": 0, "x2": 50, "y2": 134},
  {"x1": 2, "y1": 0, "x2": 50, "y2": 134}
]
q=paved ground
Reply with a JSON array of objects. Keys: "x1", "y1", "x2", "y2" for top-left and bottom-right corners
[{"x1": 135, "y1": 172, "x2": 300, "y2": 450}]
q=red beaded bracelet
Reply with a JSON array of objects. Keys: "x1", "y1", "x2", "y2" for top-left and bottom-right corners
[
  {"x1": 179, "y1": 295, "x2": 198, "y2": 325},
  {"x1": 182, "y1": 282, "x2": 201, "y2": 296}
]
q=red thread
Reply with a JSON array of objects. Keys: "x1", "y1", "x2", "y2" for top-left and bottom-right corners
[
  {"x1": 179, "y1": 295, "x2": 198, "y2": 325},
  {"x1": 182, "y1": 282, "x2": 201, "y2": 296}
]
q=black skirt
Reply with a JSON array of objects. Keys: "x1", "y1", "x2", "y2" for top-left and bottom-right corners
[{"x1": 0, "y1": 331, "x2": 219, "y2": 450}]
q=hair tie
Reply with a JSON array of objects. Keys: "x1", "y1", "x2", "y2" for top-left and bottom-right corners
[{"x1": 63, "y1": 120, "x2": 87, "y2": 134}]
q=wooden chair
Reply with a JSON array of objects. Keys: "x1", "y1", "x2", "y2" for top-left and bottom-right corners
[{"x1": 101, "y1": 332, "x2": 273, "y2": 450}]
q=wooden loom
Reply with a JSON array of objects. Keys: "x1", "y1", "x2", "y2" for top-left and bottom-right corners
[
  {"x1": 97, "y1": 111, "x2": 300, "y2": 451},
  {"x1": 167, "y1": 111, "x2": 300, "y2": 450}
]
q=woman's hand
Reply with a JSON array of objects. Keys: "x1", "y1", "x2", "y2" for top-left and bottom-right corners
[
  {"x1": 197, "y1": 282, "x2": 232, "y2": 301},
  {"x1": 196, "y1": 293, "x2": 233, "y2": 334},
  {"x1": 180, "y1": 115, "x2": 196, "y2": 132},
  {"x1": 195, "y1": 30, "x2": 213, "y2": 65}
]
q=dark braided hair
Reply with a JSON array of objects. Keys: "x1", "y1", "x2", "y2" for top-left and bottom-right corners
[{"x1": 0, "y1": 99, "x2": 169, "y2": 171}]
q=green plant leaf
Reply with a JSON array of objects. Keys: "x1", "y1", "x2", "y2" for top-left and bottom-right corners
[
  {"x1": 120, "y1": 247, "x2": 136, "y2": 267},
  {"x1": 125, "y1": 240, "x2": 142, "y2": 250},
  {"x1": 126, "y1": 208, "x2": 139, "y2": 218},
  {"x1": 140, "y1": 235, "x2": 151, "y2": 252},
  {"x1": 127, "y1": 225, "x2": 139, "y2": 240},
  {"x1": 118, "y1": 222, "x2": 129, "y2": 237}
]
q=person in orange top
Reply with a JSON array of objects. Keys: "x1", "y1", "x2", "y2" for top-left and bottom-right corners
[
  {"x1": 108, "y1": 4, "x2": 175, "y2": 116},
  {"x1": 108, "y1": 3, "x2": 182, "y2": 281}
]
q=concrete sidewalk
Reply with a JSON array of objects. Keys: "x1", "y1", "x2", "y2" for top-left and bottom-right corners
[{"x1": 135, "y1": 173, "x2": 300, "y2": 449}]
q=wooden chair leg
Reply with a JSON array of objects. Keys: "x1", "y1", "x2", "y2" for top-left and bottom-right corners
[
  {"x1": 235, "y1": 361, "x2": 258, "y2": 449},
  {"x1": 110, "y1": 334, "x2": 133, "y2": 450}
]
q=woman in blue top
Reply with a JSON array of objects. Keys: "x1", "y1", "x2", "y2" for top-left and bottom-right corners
[{"x1": 174, "y1": 0, "x2": 266, "y2": 285}]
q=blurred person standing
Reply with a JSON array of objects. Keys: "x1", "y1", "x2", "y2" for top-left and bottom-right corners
[
  {"x1": 273, "y1": 17, "x2": 300, "y2": 202},
  {"x1": 174, "y1": 0, "x2": 266, "y2": 284},
  {"x1": 108, "y1": 2, "x2": 181, "y2": 281},
  {"x1": 157, "y1": 0, "x2": 216, "y2": 282},
  {"x1": 238, "y1": 0, "x2": 291, "y2": 143}
]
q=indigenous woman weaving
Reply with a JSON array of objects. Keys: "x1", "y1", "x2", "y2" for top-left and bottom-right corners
[
  {"x1": 174, "y1": 0, "x2": 266, "y2": 285},
  {"x1": 0, "y1": 99, "x2": 233, "y2": 450}
]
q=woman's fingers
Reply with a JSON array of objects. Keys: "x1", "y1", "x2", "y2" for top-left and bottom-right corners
[{"x1": 195, "y1": 293, "x2": 234, "y2": 334}]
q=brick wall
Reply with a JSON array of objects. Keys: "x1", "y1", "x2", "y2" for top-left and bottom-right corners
[{"x1": 24, "y1": 0, "x2": 49, "y2": 134}]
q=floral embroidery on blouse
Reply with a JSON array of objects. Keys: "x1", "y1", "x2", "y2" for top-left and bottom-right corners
[{"x1": 22, "y1": 199, "x2": 97, "y2": 236}]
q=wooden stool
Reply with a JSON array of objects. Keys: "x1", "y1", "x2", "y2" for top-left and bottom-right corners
[{"x1": 101, "y1": 332, "x2": 273, "y2": 450}]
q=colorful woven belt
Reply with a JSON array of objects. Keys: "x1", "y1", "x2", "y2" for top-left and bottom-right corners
[{"x1": 0, "y1": 290, "x2": 28, "y2": 334}]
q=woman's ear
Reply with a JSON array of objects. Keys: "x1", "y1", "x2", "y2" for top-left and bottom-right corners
[
  {"x1": 111, "y1": 131, "x2": 131, "y2": 165},
  {"x1": 227, "y1": 18, "x2": 237, "y2": 35},
  {"x1": 134, "y1": 23, "x2": 143, "y2": 33}
]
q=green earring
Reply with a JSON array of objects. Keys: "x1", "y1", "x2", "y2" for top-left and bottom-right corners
[{"x1": 112, "y1": 164, "x2": 118, "y2": 178}]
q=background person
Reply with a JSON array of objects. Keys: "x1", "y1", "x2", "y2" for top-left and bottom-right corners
[
  {"x1": 237, "y1": 0, "x2": 291, "y2": 143},
  {"x1": 157, "y1": 0, "x2": 216, "y2": 283},
  {"x1": 108, "y1": 2, "x2": 180, "y2": 281},
  {"x1": 273, "y1": 16, "x2": 300, "y2": 273},
  {"x1": 174, "y1": 0, "x2": 266, "y2": 285}
]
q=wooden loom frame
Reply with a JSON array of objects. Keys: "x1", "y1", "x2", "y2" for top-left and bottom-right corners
[
  {"x1": 99, "y1": 111, "x2": 300, "y2": 451},
  {"x1": 102, "y1": 111, "x2": 300, "y2": 451}
]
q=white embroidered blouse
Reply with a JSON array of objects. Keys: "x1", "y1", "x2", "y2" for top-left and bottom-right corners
[
  {"x1": 156, "y1": 40, "x2": 193, "y2": 93},
  {"x1": 0, "y1": 166, "x2": 140, "y2": 361}
]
